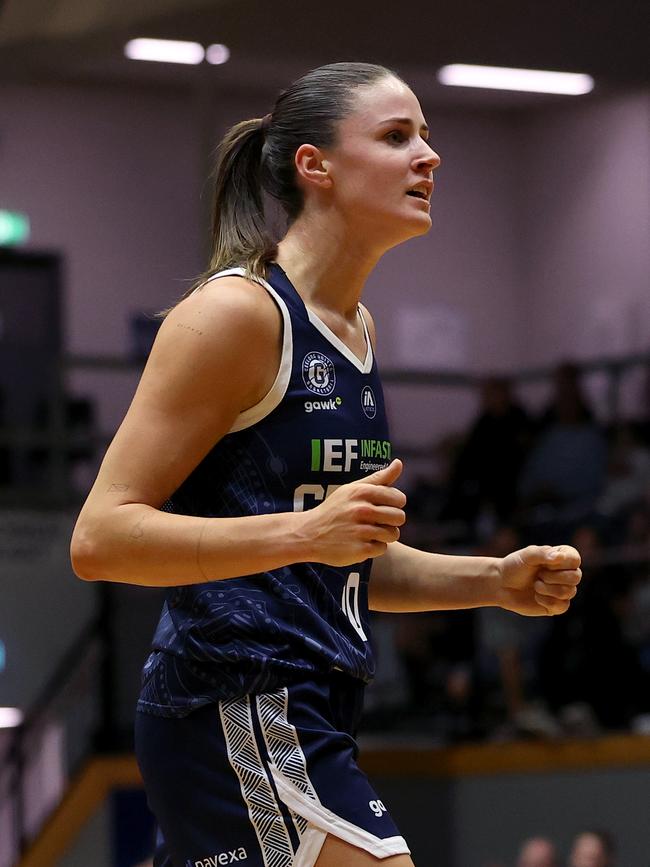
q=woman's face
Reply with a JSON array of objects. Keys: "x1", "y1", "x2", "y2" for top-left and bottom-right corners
[{"x1": 310, "y1": 76, "x2": 441, "y2": 246}]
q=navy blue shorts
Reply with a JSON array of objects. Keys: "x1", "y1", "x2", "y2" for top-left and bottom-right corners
[{"x1": 135, "y1": 673, "x2": 409, "y2": 866}]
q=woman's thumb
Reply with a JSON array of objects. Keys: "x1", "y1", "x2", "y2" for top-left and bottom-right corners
[{"x1": 364, "y1": 458, "x2": 403, "y2": 486}]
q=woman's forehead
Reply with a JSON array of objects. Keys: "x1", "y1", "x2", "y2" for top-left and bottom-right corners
[{"x1": 343, "y1": 77, "x2": 426, "y2": 132}]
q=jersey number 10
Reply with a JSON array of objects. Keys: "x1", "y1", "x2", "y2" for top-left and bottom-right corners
[{"x1": 341, "y1": 573, "x2": 368, "y2": 641}]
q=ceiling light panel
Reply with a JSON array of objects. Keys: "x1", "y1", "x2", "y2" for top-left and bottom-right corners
[
  {"x1": 124, "y1": 38, "x2": 205, "y2": 65},
  {"x1": 438, "y1": 64, "x2": 594, "y2": 95}
]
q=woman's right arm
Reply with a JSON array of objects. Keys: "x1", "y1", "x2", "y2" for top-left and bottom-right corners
[{"x1": 70, "y1": 277, "x2": 406, "y2": 587}]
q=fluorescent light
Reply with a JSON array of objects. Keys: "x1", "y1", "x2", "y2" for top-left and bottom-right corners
[
  {"x1": 0, "y1": 707, "x2": 23, "y2": 728},
  {"x1": 438, "y1": 64, "x2": 594, "y2": 95},
  {"x1": 206, "y1": 44, "x2": 230, "y2": 65},
  {"x1": 124, "y1": 38, "x2": 205, "y2": 65}
]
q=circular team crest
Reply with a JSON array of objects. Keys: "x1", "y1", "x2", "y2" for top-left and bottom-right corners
[
  {"x1": 302, "y1": 351, "x2": 336, "y2": 396},
  {"x1": 361, "y1": 385, "x2": 377, "y2": 418}
]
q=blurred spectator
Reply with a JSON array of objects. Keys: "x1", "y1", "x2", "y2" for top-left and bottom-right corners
[
  {"x1": 567, "y1": 830, "x2": 616, "y2": 867},
  {"x1": 518, "y1": 367, "x2": 607, "y2": 534},
  {"x1": 516, "y1": 836, "x2": 559, "y2": 867},
  {"x1": 402, "y1": 434, "x2": 461, "y2": 541},
  {"x1": 623, "y1": 501, "x2": 650, "y2": 551},
  {"x1": 595, "y1": 425, "x2": 650, "y2": 530},
  {"x1": 29, "y1": 394, "x2": 97, "y2": 491},
  {"x1": 440, "y1": 376, "x2": 531, "y2": 536},
  {"x1": 476, "y1": 527, "x2": 558, "y2": 739},
  {"x1": 393, "y1": 606, "x2": 478, "y2": 740},
  {"x1": 0, "y1": 386, "x2": 9, "y2": 484},
  {"x1": 538, "y1": 362, "x2": 593, "y2": 430},
  {"x1": 538, "y1": 525, "x2": 648, "y2": 731}
]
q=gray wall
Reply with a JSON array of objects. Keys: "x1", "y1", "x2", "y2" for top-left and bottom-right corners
[
  {"x1": 0, "y1": 509, "x2": 96, "y2": 710},
  {"x1": 57, "y1": 799, "x2": 112, "y2": 867},
  {"x1": 373, "y1": 765, "x2": 650, "y2": 867}
]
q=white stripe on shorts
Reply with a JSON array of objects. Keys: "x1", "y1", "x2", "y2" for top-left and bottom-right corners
[
  {"x1": 257, "y1": 688, "x2": 409, "y2": 862},
  {"x1": 219, "y1": 695, "x2": 295, "y2": 867}
]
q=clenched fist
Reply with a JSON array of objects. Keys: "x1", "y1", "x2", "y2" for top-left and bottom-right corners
[
  {"x1": 498, "y1": 544, "x2": 582, "y2": 616},
  {"x1": 299, "y1": 459, "x2": 407, "y2": 567}
]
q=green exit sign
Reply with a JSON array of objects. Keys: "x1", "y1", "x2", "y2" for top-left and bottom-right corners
[{"x1": 0, "y1": 210, "x2": 30, "y2": 245}]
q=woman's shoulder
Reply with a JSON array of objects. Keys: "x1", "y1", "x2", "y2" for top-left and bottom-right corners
[{"x1": 162, "y1": 271, "x2": 282, "y2": 348}]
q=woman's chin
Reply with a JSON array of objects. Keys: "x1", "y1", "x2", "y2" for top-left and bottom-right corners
[{"x1": 403, "y1": 212, "x2": 433, "y2": 239}]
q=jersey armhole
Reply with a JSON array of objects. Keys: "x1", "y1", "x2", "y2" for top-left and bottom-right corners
[
  {"x1": 201, "y1": 267, "x2": 293, "y2": 433},
  {"x1": 357, "y1": 303, "x2": 375, "y2": 360}
]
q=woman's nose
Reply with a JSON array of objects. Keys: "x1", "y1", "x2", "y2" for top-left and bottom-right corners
[{"x1": 415, "y1": 144, "x2": 441, "y2": 171}]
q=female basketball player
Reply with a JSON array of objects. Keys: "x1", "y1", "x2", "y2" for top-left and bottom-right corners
[{"x1": 71, "y1": 62, "x2": 582, "y2": 867}]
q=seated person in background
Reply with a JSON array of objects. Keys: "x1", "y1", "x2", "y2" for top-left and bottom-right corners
[
  {"x1": 538, "y1": 524, "x2": 646, "y2": 732},
  {"x1": 516, "y1": 836, "x2": 558, "y2": 867},
  {"x1": 441, "y1": 376, "x2": 532, "y2": 533},
  {"x1": 393, "y1": 603, "x2": 477, "y2": 740},
  {"x1": 476, "y1": 527, "x2": 558, "y2": 739},
  {"x1": 537, "y1": 362, "x2": 594, "y2": 431},
  {"x1": 595, "y1": 424, "x2": 650, "y2": 537},
  {"x1": 518, "y1": 369, "x2": 607, "y2": 532},
  {"x1": 567, "y1": 830, "x2": 616, "y2": 867}
]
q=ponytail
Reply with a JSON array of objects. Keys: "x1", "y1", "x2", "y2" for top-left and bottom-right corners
[{"x1": 204, "y1": 117, "x2": 277, "y2": 282}]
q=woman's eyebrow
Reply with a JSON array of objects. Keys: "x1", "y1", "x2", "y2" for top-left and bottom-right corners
[{"x1": 378, "y1": 117, "x2": 429, "y2": 134}]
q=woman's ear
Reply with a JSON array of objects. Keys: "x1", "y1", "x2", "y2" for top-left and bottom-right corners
[{"x1": 294, "y1": 144, "x2": 333, "y2": 191}]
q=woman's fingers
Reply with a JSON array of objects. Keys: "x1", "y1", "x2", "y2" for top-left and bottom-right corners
[
  {"x1": 545, "y1": 545, "x2": 581, "y2": 569},
  {"x1": 535, "y1": 567, "x2": 582, "y2": 585},
  {"x1": 534, "y1": 580, "x2": 578, "y2": 601},
  {"x1": 534, "y1": 593, "x2": 571, "y2": 615},
  {"x1": 362, "y1": 524, "x2": 401, "y2": 544},
  {"x1": 359, "y1": 483, "x2": 407, "y2": 508}
]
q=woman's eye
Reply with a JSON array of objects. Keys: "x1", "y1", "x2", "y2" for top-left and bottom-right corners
[{"x1": 386, "y1": 131, "x2": 406, "y2": 143}]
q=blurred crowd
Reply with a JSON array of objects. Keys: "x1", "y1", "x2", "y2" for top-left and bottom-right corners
[
  {"x1": 507, "y1": 829, "x2": 617, "y2": 867},
  {"x1": 366, "y1": 363, "x2": 650, "y2": 741}
]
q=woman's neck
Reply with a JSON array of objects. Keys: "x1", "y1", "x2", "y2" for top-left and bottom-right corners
[{"x1": 275, "y1": 212, "x2": 385, "y2": 320}]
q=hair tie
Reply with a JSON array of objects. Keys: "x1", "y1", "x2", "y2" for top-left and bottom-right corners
[{"x1": 260, "y1": 113, "x2": 273, "y2": 134}]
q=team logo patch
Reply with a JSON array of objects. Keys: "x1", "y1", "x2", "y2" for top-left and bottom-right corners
[
  {"x1": 361, "y1": 385, "x2": 377, "y2": 418},
  {"x1": 302, "y1": 351, "x2": 336, "y2": 396}
]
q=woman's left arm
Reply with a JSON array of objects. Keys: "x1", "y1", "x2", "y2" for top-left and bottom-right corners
[{"x1": 368, "y1": 541, "x2": 582, "y2": 616}]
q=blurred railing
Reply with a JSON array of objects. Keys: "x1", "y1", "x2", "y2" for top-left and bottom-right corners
[
  {"x1": 0, "y1": 350, "x2": 649, "y2": 506},
  {"x1": 0, "y1": 621, "x2": 104, "y2": 867}
]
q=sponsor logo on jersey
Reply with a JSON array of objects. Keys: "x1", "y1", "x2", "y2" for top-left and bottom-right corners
[
  {"x1": 304, "y1": 396, "x2": 342, "y2": 413},
  {"x1": 302, "y1": 351, "x2": 336, "y2": 396},
  {"x1": 194, "y1": 848, "x2": 248, "y2": 866},
  {"x1": 310, "y1": 438, "x2": 392, "y2": 472},
  {"x1": 361, "y1": 385, "x2": 377, "y2": 419}
]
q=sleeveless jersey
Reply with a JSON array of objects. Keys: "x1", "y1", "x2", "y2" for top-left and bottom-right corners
[{"x1": 137, "y1": 263, "x2": 392, "y2": 717}]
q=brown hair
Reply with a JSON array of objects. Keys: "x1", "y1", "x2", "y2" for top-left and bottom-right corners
[{"x1": 167, "y1": 61, "x2": 405, "y2": 310}]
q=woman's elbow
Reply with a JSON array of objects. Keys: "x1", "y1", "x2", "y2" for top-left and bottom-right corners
[{"x1": 70, "y1": 521, "x2": 108, "y2": 581}]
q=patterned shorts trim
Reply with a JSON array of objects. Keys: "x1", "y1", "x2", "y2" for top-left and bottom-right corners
[{"x1": 135, "y1": 676, "x2": 409, "y2": 867}]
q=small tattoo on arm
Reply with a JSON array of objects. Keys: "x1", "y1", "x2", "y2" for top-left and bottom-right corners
[
  {"x1": 108, "y1": 483, "x2": 130, "y2": 493},
  {"x1": 130, "y1": 515, "x2": 146, "y2": 540},
  {"x1": 176, "y1": 322, "x2": 203, "y2": 335}
]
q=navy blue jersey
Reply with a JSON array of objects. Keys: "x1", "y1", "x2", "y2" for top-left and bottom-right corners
[{"x1": 137, "y1": 263, "x2": 392, "y2": 718}]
